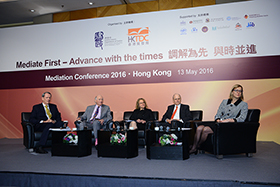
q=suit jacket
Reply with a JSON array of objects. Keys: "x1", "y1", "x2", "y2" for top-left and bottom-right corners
[
  {"x1": 162, "y1": 104, "x2": 192, "y2": 123},
  {"x1": 130, "y1": 108, "x2": 154, "y2": 122},
  {"x1": 29, "y1": 103, "x2": 62, "y2": 125},
  {"x1": 80, "y1": 104, "x2": 112, "y2": 123}
]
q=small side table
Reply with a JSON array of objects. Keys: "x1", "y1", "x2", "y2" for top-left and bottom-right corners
[
  {"x1": 51, "y1": 129, "x2": 92, "y2": 157},
  {"x1": 146, "y1": 129, "x2": 190, "y2": 160},
  {"x1": 97, "y1": 129, "x2": 138, "y2": 158}
]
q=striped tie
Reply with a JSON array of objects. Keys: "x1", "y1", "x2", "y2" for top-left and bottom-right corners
[{"x1": 91, "y1": 106, "x2": 100, "y2": 120}]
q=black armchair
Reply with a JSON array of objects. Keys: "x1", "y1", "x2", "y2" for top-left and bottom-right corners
[
  {"x1": 190, "y1": 110, "x2": 203, "y2": 121},
  {"x1": 75, "y1": 111, "x2": 114, "y2": 145},
  {"x1": 188, "y1": 110, "x2": 203, "y2": 145},
  {"x1": 195, "y1": 109, "x2": 261, "y2": 159},
  {"x1": 21, "y1": 112, "x2": 52, "y2": 150},
  {"x1": 122, "y1": 111, "x2": 159, "y2": 147}
]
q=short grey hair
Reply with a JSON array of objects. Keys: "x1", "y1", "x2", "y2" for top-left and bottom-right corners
[
  {"x1": 42, "y1": 92, "x2": 52, "y2": 98},
  {"x1": 172, "y1": 93, "x2": 181, "y2": 100}
]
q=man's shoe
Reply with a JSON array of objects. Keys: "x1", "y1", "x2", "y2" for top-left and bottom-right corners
[{"x1": 36, "y1": 146, "x2": 48, "y2": 154}]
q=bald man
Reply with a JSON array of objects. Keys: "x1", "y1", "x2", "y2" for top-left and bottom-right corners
[
  {"x1": 162, "y1": 93, "x2": 192, "y2": 127},
  {"x1": 76, "y1": 95, "x2": 112, "y2": 145}
]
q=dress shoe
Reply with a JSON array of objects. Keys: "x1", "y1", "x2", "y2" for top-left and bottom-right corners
[{"x1": 36, "y1": 146, "x2": 48, "y2": 154}]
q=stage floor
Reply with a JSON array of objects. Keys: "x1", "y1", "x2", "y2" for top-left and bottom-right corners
[{"x1": 0, "y1": 138, "x2": 280, "y2": 186}]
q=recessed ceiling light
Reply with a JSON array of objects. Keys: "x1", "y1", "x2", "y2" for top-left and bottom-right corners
[
  {"x1": 88, "y1": 2, "x2": 94, "y2": 6},
  {"x1": 30, "y1": 9, "x2": 35, "y2": 13}
]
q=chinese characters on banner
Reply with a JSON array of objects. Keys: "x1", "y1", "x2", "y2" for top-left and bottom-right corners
[{"x1": 168, "y1": 44, "x2": 257, "y2": 59}]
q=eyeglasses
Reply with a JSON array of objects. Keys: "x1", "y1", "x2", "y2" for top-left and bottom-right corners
[{"x1": 233, "y1": 89, "x2": 243, "y2": 93}]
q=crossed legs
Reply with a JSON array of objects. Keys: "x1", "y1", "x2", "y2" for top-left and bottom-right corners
[
  {"x1": 190, "y1": 125, "x2": 213, "y2": 153},
  {"x1": 129, "y1": 121, "x2": 138, "y2": 129},
  {"x1": 79, "y1": 120, "x2": 106, "y2": 145}
]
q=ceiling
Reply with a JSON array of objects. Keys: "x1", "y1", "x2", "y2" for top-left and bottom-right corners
[
  {"x1": 0, "y1": 0, "x2": 154, "y2": 26},
  {"x1": 0, "y1": 0, "x2": 246, "y2": 26}
]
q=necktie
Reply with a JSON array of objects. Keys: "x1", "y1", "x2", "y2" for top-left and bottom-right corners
[
  {"x1": 45, "y1": 105, "x2": 52, "y2": 119},
  {"x1": 91, "y1": 106, "x2": 100, "y2": 120},
  {"x1": 171, "y1": 105, "x2": 178, "y2": 119}
]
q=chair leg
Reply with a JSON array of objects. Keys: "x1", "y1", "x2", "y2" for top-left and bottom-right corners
[
  {"x1": 246, "y1": 153, "x2": 253, "y2": 157},
  {"x1": 216, "y1": 155, "x2": 223, "y2": 159}
]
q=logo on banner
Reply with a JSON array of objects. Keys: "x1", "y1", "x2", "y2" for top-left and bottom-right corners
[
  {"x1": 94, "y1": 31, "x2": 104, "y2": 50},
  {"x1": 180, "y1": 28, "x2": 187, "y2": 35},
  {"x1": 227, "y1": 16, "x2": 241, "y2": 21},
  {"x1": 180, "y1": 21, "x2": 186, "y2": 26},
  {"x1": 128, "y1": 27, "x2": 150, "y2": 46},
  {"x1": 189, "y1": 19, "x2": 203, "y2": 24},
  {"x1": 245, "y1": 14, "x2": 268, "y2": 19},
  {"x1": 206, "y1": 17, "x2": 224, "y2": 22},
  {"x1": 235, "y1": 23, "x2": 242, "y2": 30},
  {"x1": 213, "y1": 25, "x2": 230, "y2": 30},
  {"x1": 246, "y1": 22, "x2": 255, "y2": 28},
  {"x1": 202, "y1": 26, "x2": 208, "y2": 33},
  {"x1": 191, "y1": 27, "x2": 198, "y2": 33}
]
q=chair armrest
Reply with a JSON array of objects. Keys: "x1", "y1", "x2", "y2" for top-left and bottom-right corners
[
  {"x1": 105, "y1": 119, "x2": 115, "y2": 130},
  {"x1": 147, "y1": 120, "x2": 162, "y2": 130},
  {"x1": 21, "y1": 121, "x2": 36, "y2": 149},
  {"x1": 145, "y1": 120, "x2": 156, "y2": 130},
  {"x1": 21, "y1": 121, "x2": 35, "y2": 133},
  {"x1": 216, "y1": 121, "x2": 260, "y2": 132}
]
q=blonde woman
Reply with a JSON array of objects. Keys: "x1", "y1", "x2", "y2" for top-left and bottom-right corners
[
  {"x1": 129, "y1": 98, "x2": 154, "y2": 129},
  {"x1": 190, "y1": 84, "x2": 248, "y2": 154}
]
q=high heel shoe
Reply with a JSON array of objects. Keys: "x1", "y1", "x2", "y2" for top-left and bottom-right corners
[{"x1": 189, "y1": 149, "x2": 198, "y2": 155}]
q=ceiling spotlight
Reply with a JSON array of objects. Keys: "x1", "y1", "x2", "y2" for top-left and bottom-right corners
[
  {"x1": 88, "y1": 2, "x2": 93, "y2": 6},
  {"x1": 30, "y1": 9, "x2": 35, "y2": 13}
]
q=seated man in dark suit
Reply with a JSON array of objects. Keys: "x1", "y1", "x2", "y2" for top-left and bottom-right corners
[
  {"x1": 162, "y1": 93, "x2": 192, "y2": 128},
  {"x1": 76, "y1": 95, "x2": 112, "y2": 146},
  {"x1": 29, "y1": 92, "x2": 64, "y2": 154}
]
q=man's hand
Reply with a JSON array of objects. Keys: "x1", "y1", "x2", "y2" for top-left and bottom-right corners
[
  {"x1": 44, "y1": 119, "x2": 56, "y2": 123},
  {"x1": 166, "y1": 118, "x2": 180, "y2": 124},
  {"x1": 218, "y1": 119, "x2": 235, "y2": 123},
  {"x1": 166, "y1": 119, "x2": 172, "y2": 124},
  {"x1": 99, "y1": 119, "x2": 104, "y2": 125}
]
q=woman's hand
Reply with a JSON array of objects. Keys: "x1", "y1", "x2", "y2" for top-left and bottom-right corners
[
  {"x1": 136, "y1": 119, "x2": 146, "y2": 123},
  {"x1": 219, "y1": 118, "x2": 235, "y2": 123}
]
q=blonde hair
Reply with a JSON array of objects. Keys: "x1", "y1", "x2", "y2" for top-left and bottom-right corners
[
  {"x1": 135, "y1": 98, "x2": 148, "y2": 109},
  {"x1": 229, "y1": 84, "x2": 244, "y2": 100}
]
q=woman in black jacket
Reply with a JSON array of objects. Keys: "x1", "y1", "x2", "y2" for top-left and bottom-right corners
[{"x1": 129, "y1": 98, "x2": 154, "y2": 129}]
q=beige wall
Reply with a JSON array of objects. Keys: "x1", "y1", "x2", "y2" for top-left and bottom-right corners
[{"x1": 53, "y1": 0, "x2": 215, "y2": 22}]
